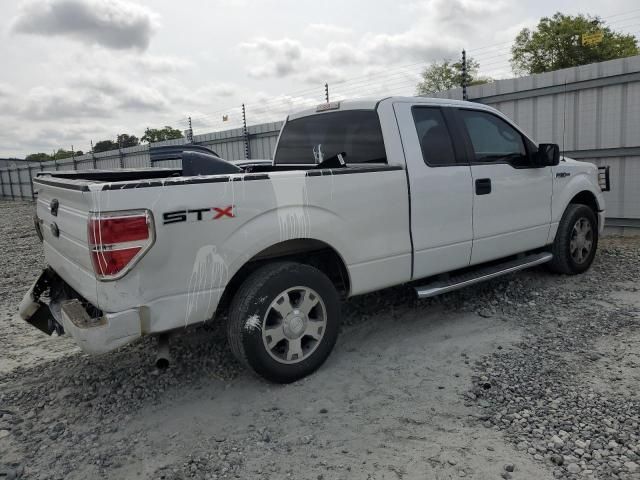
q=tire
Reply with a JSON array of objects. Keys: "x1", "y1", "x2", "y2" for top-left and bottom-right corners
[
  {"x1": 548, "y1": 204, "x2": 598, "y2": 274},
  {"x1": 227, "y1": 261, "x2": 341, "y2": 383}
]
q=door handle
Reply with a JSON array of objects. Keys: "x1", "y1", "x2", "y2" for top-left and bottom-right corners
[{"x1": 475, "y1": 178, "x2": 491, "y2": 195}]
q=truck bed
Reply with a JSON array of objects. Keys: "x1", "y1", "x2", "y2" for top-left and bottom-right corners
[
  {"x1": 34, "y1": 163, "x2": 401, "y2": 197},
  {"x1": 31, "y1": 161, "x2": 412, "y2": 353},
  {"x1": 35, "y1": 163, "x2": 398, "y2": 191}
]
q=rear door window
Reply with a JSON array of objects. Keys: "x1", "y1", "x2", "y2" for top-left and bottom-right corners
[
  {"x1": 274, "y1": 110, "x2": 387, "y2": 164},
  {"x1": 411, "y1": 107, "x2": 457, "y2": 166}
]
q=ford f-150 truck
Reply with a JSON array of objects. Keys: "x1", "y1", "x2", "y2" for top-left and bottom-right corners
[{"x1": 18, "y1": 97, "x2": 607, "y2": 383}]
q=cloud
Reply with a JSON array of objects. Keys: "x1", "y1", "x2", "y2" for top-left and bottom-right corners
[
  {"x1": 194, "y1": 83, "x2": 238, "y2": 99},
  {"x1": 11, "y1": 0, "x2": 160, "y2": 50},
  {"x1": 301, "y1": 66, "x2": 348, "y2": 85},
  {"x1": 326, "y1": 42, "x2": 367, "y2": 65},
  {"x1": 14, "y1": 72, "x2": 172, "y2": 121},
  {"x1": 238, "y1": 0, "x2": 510, "y2": 82},
  {"x1": 241, "y1": 29, "x2": 459, "y2": 81},
  {"x1": 0, "y1": 120, "x2": 116, "y2": 154},
  {"x1": 307, "y1": 24, "x2": 353, "y2": 37},
  {"x1": 240, "y1": 38, "x2": 305, "y2": 78},
  {"x1": 0, "y1": 84, "x2": 16, "y2": 113},
  {"x1": 0, "y1": 84, "x2": 14, "y2": 98},
  {"x1": 68, "y1": 73, "x2": 170, "y2": 112},
  {"x1": 362, "y1": 30, "x2": 459, "y2": 64},
  {"x1": 136, "y1": 55, "x2": 193, "y2": 73},
  {"x1": 21, "y1": 86, "x2": 115, "y2": 120},
  {"x1": 249, "y1": 92, "x2": 317, "y2": 116},
  {"x1": 0, "y1": 0, "x2": 531, "y2": 157}
]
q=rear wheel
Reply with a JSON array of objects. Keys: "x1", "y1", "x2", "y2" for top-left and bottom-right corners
[
  {"x1": 548, "y1": 204, "x2": 598, "y2": 274},
  {"x1": 227, "y1": 262, "x2": 340, "y2": 383}
]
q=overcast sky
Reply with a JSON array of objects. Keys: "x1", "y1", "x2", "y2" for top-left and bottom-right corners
[{"x1": 1, "y1": 0, "x2": 639, "y2": 157}]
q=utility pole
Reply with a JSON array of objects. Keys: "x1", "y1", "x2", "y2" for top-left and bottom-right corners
[
  {"x1": 91, "y1": 140, "x2": 97, "y2": 169},
  {"x1": 242, "y1": 104, "x2": 250, "y2": 160},
  {"x1": 186, "y1": 116, "x2": 194, "y2": 143},
  {"x1": 461, "y1": 49, "x2": 468, "y2": 101},
  {"x1": 27, "y1": 163, "x2": 34, "y2": 200},
  {"x1": 325, "y1": 83, "x2": 330, "y2": 103},
  {"x1": 8, "y1": 166, "x2": 14, "y2": 199},
  {"x1": 71, "y1": 144, "x2": 77, "y2": 170},
  {"x1": 118, "y1": 135, "x2": 124, "y2": 168}
]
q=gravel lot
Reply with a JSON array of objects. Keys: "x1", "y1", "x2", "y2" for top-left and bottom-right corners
[{"x1": 1, "y1": 199, "x2": 639, "y2": 480}]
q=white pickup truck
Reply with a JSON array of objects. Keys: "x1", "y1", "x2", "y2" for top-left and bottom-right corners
[{"x1": 19, "y1": 96, "x2": 607, "y2": 383}]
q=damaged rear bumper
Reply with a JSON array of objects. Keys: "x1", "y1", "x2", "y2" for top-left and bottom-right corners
[
  {"x1": 19, "y1": 269, "x2": 61, "y2": 335},
  {"x1": 18, "y1": 268, "x2": 143, "y2": 354}
]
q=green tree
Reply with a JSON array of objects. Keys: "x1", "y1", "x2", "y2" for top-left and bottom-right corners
[
  {"x1": 93, "y1": 140, "x2": 118, "y2": 153},
  {"x1": 25, "y1": 152, "x2": 52, "y2": 162},
  {"x1": 117, "y1": 133, "x2": 140, "y2": 148},
  {"x1": 141, "y1": 126, "x2": 184, "y2": 143},
  {"x1": 52, "y1": 149, "x2": 79, "y2": 160},
  {"x1": 416, "y1": 57, "x2": 490, "y2": 95},
  {"x1": 511, "y1": 13, "x2": 639, "y2": 74}
]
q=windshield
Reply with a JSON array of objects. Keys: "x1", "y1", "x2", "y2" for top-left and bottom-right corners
[{"x1": 274, "y1": 110, "x2": 387, "y2": 164}]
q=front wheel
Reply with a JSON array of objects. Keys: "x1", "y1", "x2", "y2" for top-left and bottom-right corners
[
  {"x1": 548, "y1": 204, "x2": 598, "y2": 274},
  {"x1": 227, "y1": 262, "x2": 341, "y2": 383}
]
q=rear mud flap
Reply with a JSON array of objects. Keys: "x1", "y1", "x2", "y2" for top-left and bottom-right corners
[
  {"x1": 26, "y1": 302, "x2": 57, "y2": 335},
  {"x1": 18, "y1": 269, "x2": 64, "y2": 335}
]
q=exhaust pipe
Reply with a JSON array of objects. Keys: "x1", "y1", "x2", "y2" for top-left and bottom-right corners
[{"x1": 155, "y1": 334, "x2": 171, "y2": 369}]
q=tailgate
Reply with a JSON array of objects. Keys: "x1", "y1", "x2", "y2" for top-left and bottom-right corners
[{"x1": 35, "y1": 180, "x2": 97, "y2": 302}]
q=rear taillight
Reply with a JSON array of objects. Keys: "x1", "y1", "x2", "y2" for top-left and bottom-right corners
[{"x1": 88, "y1": 210, "x2": 155, "y2": 280}]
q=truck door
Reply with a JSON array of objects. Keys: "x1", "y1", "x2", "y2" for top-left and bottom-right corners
[
  {"x1": 454, "y1": 108, "x2": 553, "y2": 265},
  {"x1": 393, "y1": 102, "x2": 473, "y2": 280}
]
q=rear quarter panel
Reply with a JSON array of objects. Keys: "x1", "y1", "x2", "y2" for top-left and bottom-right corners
[{"x1": 88, "y1": 168, "x2": 411, "y2": 333}]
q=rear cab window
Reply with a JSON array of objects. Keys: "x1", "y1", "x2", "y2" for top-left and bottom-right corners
[
  {"x1": 274, "y1": 110, "x2": 387, "y2": 165},
  {"x1": 411, "y1": 107, "x2": 459, "y2": 167}
]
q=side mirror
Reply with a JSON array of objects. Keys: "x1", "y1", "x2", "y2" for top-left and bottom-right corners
[{"x1": 536, "y1": 143, "x2": 560, "y2": 167}]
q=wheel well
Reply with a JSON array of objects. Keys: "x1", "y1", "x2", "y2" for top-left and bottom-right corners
[
  {"x1": 569, "y1": 191, "x2": 599, "y2": 213},
  {"x1": 215, "y1": 239, "x2": 350, "y2": 318}
]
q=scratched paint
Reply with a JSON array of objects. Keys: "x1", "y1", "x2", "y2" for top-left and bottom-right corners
[
  {"x1": 269, "y1": 171, "x2": 311, "y2": 242},
  {"x1": 184, "y1": 245, "x2": 228, "y2": 327},
  {"x1": 88, "y1": 183, "x2": 107, "y2": 310}
]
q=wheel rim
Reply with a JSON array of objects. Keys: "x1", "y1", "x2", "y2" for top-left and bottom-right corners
[
  {"x1": 261, "y1": 286, "x2": 327, "y2": 365},
  {"x1": 569, "y1": 217, "x2": 593, "y2": 264}
]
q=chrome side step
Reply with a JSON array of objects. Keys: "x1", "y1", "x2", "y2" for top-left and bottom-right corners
[{"x1": 415, "y1": 252, "x2": 553, "y2": 299}]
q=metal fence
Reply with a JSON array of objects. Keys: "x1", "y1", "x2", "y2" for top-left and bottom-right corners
[
  {"x1": 433, "y1": 54, "x2": 640, "y2": 230},
  {"x1": 0, "y1": 122, "x2": 283, "y2": 200},
  {"x1": 2, "y1": 54, "x2": 640, "y2": 232}
]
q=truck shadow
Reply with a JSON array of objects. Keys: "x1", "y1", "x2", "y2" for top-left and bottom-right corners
[
  {"x1": 2, "y1": 266, "x2": 557, "y2": 415},
  {"x1": 0, "y1": 264, "x2": 571, "y2": 478}
]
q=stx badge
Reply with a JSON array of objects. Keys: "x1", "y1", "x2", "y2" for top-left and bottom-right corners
[{"x1": 163, "y1": 205, "x2": 235, "y2": 225}]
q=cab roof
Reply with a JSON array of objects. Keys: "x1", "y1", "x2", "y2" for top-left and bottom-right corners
[{"x1": 287, "y1": 96, "x2": 485, "y2": 121}]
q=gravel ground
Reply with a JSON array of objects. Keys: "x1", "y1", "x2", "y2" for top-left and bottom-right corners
[{"x1": 0, "y1": 199, "x2": 639, "y2": 480}]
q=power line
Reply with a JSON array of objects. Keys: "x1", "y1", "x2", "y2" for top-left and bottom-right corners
[
  {"x1": 74, "y1": 6, "x2": 640, "y2": 144},
  {"x1": 603, "y1": 7, "x2": 640, "y2": 19},
  {"x1": 191, "y1": 75, "x2": 422, "y2": 125}
]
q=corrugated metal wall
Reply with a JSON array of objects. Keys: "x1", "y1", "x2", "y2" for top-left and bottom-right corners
[
  {"x1": 195, "y1": 121, "x2": 283, "y2": 161},
  {"x1": 1, "y1": 55, "x2": 639, "y2": 229},
  {"x1": 433, "y1": 55, "x2": 640, "y2": 226},
  {"x1": 0, "y1": 123, "x2": 283, "y2": 199}
]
